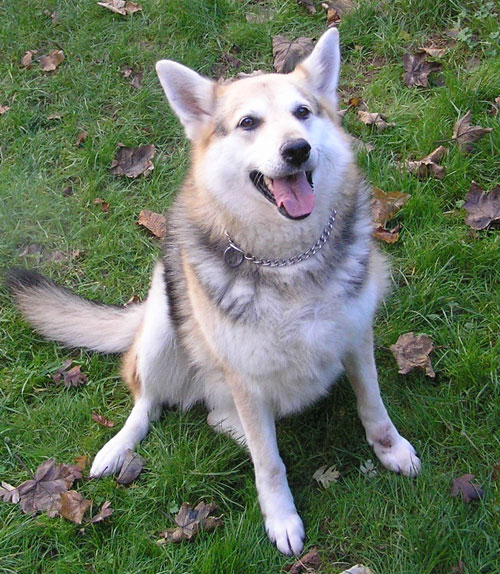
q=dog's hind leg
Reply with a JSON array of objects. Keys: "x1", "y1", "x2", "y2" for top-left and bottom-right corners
[
  {"x1": 90, "y1": 261, "x2": 177, "y2": 477},
  {"x1": 343, "y1": 328, "x2": 421, "y2": 477}
]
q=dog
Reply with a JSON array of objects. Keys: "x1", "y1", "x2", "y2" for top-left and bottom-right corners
[{"x1": 7, "y1": 28, "x2": 421, "y2": 555}]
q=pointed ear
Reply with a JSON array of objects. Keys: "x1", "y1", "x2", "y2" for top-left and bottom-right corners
[
  {"x1": 155, "y1": 60, "x2": 215, "y2": 140},
  {"x1": 296, "y1": 28, "x2": 341, "y2": 107}
]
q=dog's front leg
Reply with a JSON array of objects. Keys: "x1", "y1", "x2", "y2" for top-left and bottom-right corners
[
  {"x1": 226, "y1": 370, "x2": 305, "y2": 555},
  {"x1": 343, "y1": 328, "x2": 421, "y2": 477}
]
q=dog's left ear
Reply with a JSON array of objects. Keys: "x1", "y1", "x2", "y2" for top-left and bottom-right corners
[
  {"x1": 156, "y1": 60, "x2": 215, "y2": 140},
  {"x1": 295, "y1": 29, "x2": 341, "y2": 107}
]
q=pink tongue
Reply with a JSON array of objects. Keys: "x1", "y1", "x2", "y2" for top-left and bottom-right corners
[{"x1": 270, "y1": 172, "x2": 315, "y2": 218}]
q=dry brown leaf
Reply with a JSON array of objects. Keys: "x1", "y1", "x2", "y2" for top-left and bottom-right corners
[
  {"x1": 74, "y1": 456, "x2": 90, "y2": 471},
  {"x1": 322, "y1": 2, "x2": 341, "y2": 27},
  {"x1": 419, "y1": 46, "x2": 448, "y2": 58},
  {"x1": 94, "y1": 198, "x2": 110, "y2": 213},
  {"x1": 373, "y1": 224, "x2": 402, "y2": 244},
  {"x1": 20, "y1": 50, "x2": 38, "y2": 68},
  {"x1": 75, "y1": 130, "x2": 89, "y2": 147},
  {"x1": 0, "y1": 104, "x2": 10, "y2": 115},
  {"x1": 272, "y1": 36, "x2": 314, "y2": 74},
  {"x1": 390, "y1": 332, "x2": 435, "y2": 378},
  {"x1": 451, "y1": 474, "x2": 484, "y2": 503},
  {"x1": 52, "y1": 361, "x2": 88, "y2": 388},
  {"x1": 158, "y1": 501, "x2": 223, "y2": 544},
  {"x1": 59, "y1": 490, "x2": 91, "y2": 524},
  {"x1": 110, "y1": 144, "x2": 155, "y2": 178},
  {"x1": 296, "y1": 0, "x2": 316, "y2": 14},
  {"x1": 90, "y1": 500, "x2": 114, "y2": 523},
  {"x1": 312, "y1": 465, "x2": 340, "y2": 488},
  {"x1": 97, "y1": 0, "x2": 142, "y2": 16},
  {"x1": 452, "y1": 111, "x2": 493, "y2": 153},
  {"x1": 39, "y1": 50, "x2": 65, "y2": 72},
  {"x1": 406, "y1": 145, "x2": 447, "y2": 179},
  {"x1": 357, "y1": 110, "x2": 395, "y2": 130},
  {"x1": 0, "y1": 482, "x2": 20, "y2": 504},
  {"x1": 130, "y1": 71, "x2": 143, "y2": 90},
  {"x1": 491, "y1": 461, "x2": 500, "y2": 481},
  {"x1": 92, "y1": 412, "x2": 115, "y2": 428},
  {"x1": 284, "y1": 547, "x2": 322, "y2": 573},
  {"x1": 340, "y1": 566, "x2": 374, "y2": 574},
  {"x1": 137, "y1": 209, "x2": 166, "y2": 239},
  {"x1": 371, "y1": 187, "x2": 410, "y2": 226},
  {"x1": 402, "y1": 51, "x2": 443, "y2": 88},
  {"x1": 489, "y1": 95, "x2": 500, "y2": 116},
  {"x1": 463, "y1": 182, "x2": 500, "y2": 230},
  {"x1": 450, "y1": 560, "x2": 465, "y2": 574},
  {"x1": 116, "y1": 449, "x2": 145, "y2": 485}
]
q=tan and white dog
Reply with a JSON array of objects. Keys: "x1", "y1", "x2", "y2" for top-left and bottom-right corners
[{"x1": 8, "y1": 29, "x2": 420, "y2": 555}]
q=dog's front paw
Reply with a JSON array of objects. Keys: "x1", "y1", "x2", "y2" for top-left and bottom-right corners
[
  {"x1": 265, "y1": 512, "x2": 305, "y2": 556},
  {"x1": 373, "y1": 434, "x2": 421, "y2": 477},
  {"x1": 89, "y1": 435, "x2": 133, "y2": 478}
]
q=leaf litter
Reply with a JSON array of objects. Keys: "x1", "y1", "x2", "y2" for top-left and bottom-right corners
[
  {"x1": 463, "y1": 182, "x2": 500, "y2": 230},
  {"x1": 97, "y1": 0, "x2": 142, "y2": 16},
  {"x1": 405, "y1": 146, "x2": 447, "y2": 179},
  {"x1": 357, "y1": 110, "x2": 395, "y2": 130},
  {"x1": 284, "y1": 547, "x2": 322, "y2": 573},
  {"x1": 313, "y1": 465, "x2": 340, "y2": 488},
  {"x1": 157, "y1": 501, "x2": 223, "y2": 544},
  {"x1": 452, "y1": 111, "x2": 492, "y2": 153},
  {"x1": 137, "y1": 209, "x2": 166, "y2": 239},
  {"x1": 110, "y1": 144, "x2": 155, "y2": 178},
  {"x1": 451, "y1": 474, "x2": 484, "y2": 502},
  {"x1": 273, "y1": 36, "x2": 314, "y2": 74},
  {"x1": 52, "y1": 360, "x2": 88, "y2": 388},
  {"x1": 371, "y1": 187, "x2": 410, "y2": 243},
  {"x1": 402, "y1": 50, "x2": 443, "y2": 88},
  {"x1": 390, "y1": 332, "x2": 436, "y2": 378},
  {"x1": 116, "y1": 449, "x2": 145, "y2": 485}
]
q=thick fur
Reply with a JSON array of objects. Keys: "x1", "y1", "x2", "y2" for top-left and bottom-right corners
[{"x1": 7, "y1": 29, "x2": 420, "y2": 556}]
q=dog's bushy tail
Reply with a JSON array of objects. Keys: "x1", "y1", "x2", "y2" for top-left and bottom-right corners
[{"x1": 6, "y1": 269, "x2": 144, "y2": 353}]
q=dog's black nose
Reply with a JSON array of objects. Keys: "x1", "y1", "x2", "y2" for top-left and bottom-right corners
[{"x1": 280, "y1": 139, "x2": 311, "y2": 167}]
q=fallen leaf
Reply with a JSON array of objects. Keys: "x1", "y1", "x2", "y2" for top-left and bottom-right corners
[
  {"x1": 92, "y1": 412, "x2": 115, "y2": 428},
  {"x1": 450, "y1": 561, "x2": 465, "y2": 574},
  {"x1": 371, "y1": 187, "x2": 410, "y2": 226},
  {"x1": 90, "y1": 500, "x2": 114, "y2": 523},
  {"x1": 357, "y1": 110, "x2": 395, "y2": 130},
  {"x1": 463, "y1": 182, "x2": 500, "y2": 230},
  {"x1": 284, "y1": 547, "x2": 322, "y2": 573},
  {"x1": 0, "y1": 105, "x2": 10, "y2": 115},
  {"x1": 349, "y1": 135, "x2": 375, "y2": 153},
  {"x1": 74, "y1": 455, "x2": 90, "y2": 471},
  {"x1": 451, "y1": 474, "x2": 484, "y2": 502},
  {"x1": 75, "y1": 130, "x2": 89, "y2": 146},
  {"x1": 296, "y1": 0, "x2": 316, "y2": 14},
  {"x1": 488, "y1": 95, "x2": 500, "y2": 116},
  {"x1": 110, "y1": 144, "x2": 155, "y2": 178},
  {"x1": 39, "y1": 50, "x2": 65, "y2": 72},
  {"x1": 212, "y1": 52, "x2": 242, "y2": 79},
  {"x1": 116, "y1": 450, "x2": 145, "y2": 485},
  {"x1": 340, "y1": 566, "x2": 374, "y2": 574},
  {"x1": 94, "y1": 198, "x2": 110, "y2": 213},
  {"x1": 137, "y1": 209, "x2": 166, "y2": 239},
  {"x1": 402, "y1": 51, "x2": 442, "y2": 88},
  {"x1": 130, "y1": 71, "x2": 143, "y2": 89},
  {"x1": 20, "y1": 50, "x2": 37, "y2": 68},
  {"x1": 97, "y1": 0, "x2": 142, "y2": 16},
  {"x1": 0, "y1": 482, "x2": 20, "y2": 504},
  {"x1": 322, "y1": 2, "x2": 341, "y2": 27},
  {"x1": 419, "y1": 46, "x2": 448, "y2": 58},
  {"x1": 53, "y1": 361, "x2": 88, "y2": 388},
  {"x1": 272, "y1": 36, "x2": 315, "y2": 74},
  {"x1": 15, "y1": 458, "x2": 83, "y2": 516},
  {"x1": 452, "y1": 111, "x2": 492, "y2": 153},
  {"x1": 158, "y1": 501, "x2": 223, "y2": 543},
  {"x1": 390, "y1": 332, "x2": 435, "y2": 378},
  {"x1": 373, "y1": 224, "x2": 402, "y2": 244},
  {"x1": 347, "y1": 96, "x2": 366, "y2": 109},
  {"x1": 491, "y1": 461, "x2": 500, "y2": 481},
  {"x1": 406, "y1": 145, "x2": 447, "y2": 179},
  {"x1": 313, "y1": 465, "x2": 340, "y2": 488},
  {"x1": 62, "y1": 185, "x2": 74, "y2": 196},
  {"x1": 45, "y1": 249, "x2": 81, "y2": 263},
  {"x1": 59, "y1": 490, "x2": 91, "y2": 524},
  {"x1": 360, "y1": 459, "x2": 377, "y2": 478},
  {"x1": 48, "y1": 112, "x2": 63, "y2": 120}
]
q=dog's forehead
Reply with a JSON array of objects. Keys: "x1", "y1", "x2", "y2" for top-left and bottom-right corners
[{"x1": 217, "y1": 73, "x2": 306, "y2": 115}]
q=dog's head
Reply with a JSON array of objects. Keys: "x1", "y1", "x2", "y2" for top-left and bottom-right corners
[{"x1": 156, "y1": 29, "x2": 352, "y2": 221}]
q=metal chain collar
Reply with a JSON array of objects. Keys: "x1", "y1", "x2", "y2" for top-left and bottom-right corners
[{"x1": 223, "y1": 208, "x2": 337, "y2": 268}]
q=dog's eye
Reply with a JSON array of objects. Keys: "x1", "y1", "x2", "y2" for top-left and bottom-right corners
[
  {"x1": 294, "y1": 106, "x2": 311, "y2": 120},
  {"x1": 238, "y1": 116, "x2": 259, "y2": 130}
]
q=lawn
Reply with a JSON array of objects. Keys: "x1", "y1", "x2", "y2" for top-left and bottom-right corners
[{"x1": 0, "y1": 1, "x2": 499, "y2": 573}]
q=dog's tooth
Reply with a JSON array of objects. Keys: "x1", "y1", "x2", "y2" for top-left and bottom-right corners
[{"x1": 264, "y1": 176, "x2": 273, "y2": 188}]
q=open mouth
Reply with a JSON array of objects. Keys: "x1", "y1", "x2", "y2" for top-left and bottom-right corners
[{"x1": 249, "y1": 170, "x2": 315, "y2": 220}]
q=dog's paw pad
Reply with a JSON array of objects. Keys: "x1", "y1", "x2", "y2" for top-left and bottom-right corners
[
  {"x1": 89, "y1": 437, "x2": 132, "y2": 478},
  {"x1": 265, "y1": 512, "x2": 305, "y2": 556},
  {"x1": 374, "y1": 436, "x2": 421, "y2": 477}
]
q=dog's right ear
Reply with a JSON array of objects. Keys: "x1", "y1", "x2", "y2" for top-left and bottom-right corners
[{"x1": 155, "y1": 61, "x2": 215, "y2": 140}]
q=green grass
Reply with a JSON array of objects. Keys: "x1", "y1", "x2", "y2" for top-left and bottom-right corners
[{"x1": 1, "y1": 0, "x2": 499, "y2": 572}]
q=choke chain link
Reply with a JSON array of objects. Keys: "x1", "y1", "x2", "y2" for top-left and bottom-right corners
[{"x1": 223, "y1": 208, "x2": 337, "y2": 268}]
